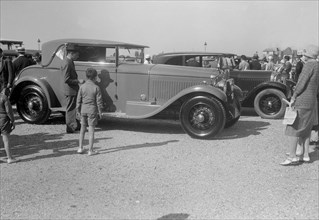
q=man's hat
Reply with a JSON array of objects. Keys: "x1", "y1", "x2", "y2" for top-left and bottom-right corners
[
  {"x1": 66, "y1": 44, "x2": 79, "y2": 52},
  {"x1": 17, "y1": 46, "x2": 25, "y2": 53}
]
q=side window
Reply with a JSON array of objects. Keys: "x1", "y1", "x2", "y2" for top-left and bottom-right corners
[
  {"x1": 186, "y1": 56, "x2": 201, "y2": 67},
  {"x1": 166, "y1": 56, "x2": 183, "y2": 66}
]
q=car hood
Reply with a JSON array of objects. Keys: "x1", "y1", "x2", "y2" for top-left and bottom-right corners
[{"x1": 118, "y1": 63, "x2": 221, "y2": 79}]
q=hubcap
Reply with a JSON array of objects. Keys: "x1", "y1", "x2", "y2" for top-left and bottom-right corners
[
  {"x1": 260, "y1": 95, "x2": 281, "y2": 115},
  {"x1": 190, "y1": 105, "x2": 215, "y2": 130}
]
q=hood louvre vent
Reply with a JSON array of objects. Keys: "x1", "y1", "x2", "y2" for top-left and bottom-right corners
[{"x1": 152, "y1": 80, "x2": 198, "y2": 101}]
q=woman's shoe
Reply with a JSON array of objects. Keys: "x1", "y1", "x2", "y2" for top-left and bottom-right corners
[
  {"x1": 280, "y1": 157, "x2": 299, "y2": 166},
  {"x1": 77, "y1": 148, "x2": 85, "y2": 154},
  {"x1": 88, "y1": 150, "x2": 99, "y2": 156},
  {"x1": 301, "y1": 156, "x2": 310, "y2": 163}
]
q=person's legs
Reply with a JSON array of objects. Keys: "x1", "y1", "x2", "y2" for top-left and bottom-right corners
[
  {"x1": 88, "y1": 125, "x2": 95, "y2": 153},
  {"x1": 2, "y1": 134, "x2": 12, "y2": 159},
  {"x1": 281, "y1": 136, "x2": 299, "y2": 165},
  {"x1": 78, "y1": 124, "x2": 86, "y2": 153},
  {"x1": 2, "y1": 134, "x2": 18, "y2": 163},
  {"x1": 65, "y1": 95, "x2": 78, "y2": 133}
]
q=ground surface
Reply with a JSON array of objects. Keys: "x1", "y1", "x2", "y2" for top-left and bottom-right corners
[{"x1": 1, "y1": 108, "x2": 318, "y2": 220}]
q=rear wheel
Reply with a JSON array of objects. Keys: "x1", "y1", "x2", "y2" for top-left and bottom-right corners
[
  {"x1": 17, "y1": 85, "x2": 51, "y2": 124},
  {"x1": 254, "y1": 88, "x2": 286, "y2": 119},
  {"x1": 180, "y1": 96, "x2": 226, "y2": 139}
]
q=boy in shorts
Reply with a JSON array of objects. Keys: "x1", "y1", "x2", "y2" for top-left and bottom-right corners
[
  {"x1": 0, "y1": 85, "x2": 18, "y2": 163},
  {"x1": 76, "y1": 68, "x2": 103, "y2": 156}
]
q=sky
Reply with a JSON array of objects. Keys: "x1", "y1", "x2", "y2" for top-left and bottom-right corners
[{"x1": 0, "y1": 0, "x2": 318, "y2": 56}]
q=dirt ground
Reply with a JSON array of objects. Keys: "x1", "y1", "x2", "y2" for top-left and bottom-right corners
[{"x1": 1, "y1": 108, "x2": 318, "y2": 220}]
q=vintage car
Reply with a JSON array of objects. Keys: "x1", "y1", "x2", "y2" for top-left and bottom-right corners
[
  {"x1": 0, "y1": 39, "x2": 39, "y2": 60},
  {"x1": 153, "y1": 52, "x2": 295, "y2": 119},
  {"x1": 9, "y1": 39, "x2": 242, "y2": 139}
]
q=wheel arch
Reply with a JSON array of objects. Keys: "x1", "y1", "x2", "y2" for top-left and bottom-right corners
[
  {"x1": 241, "y1": 81, "x2": 288, "y2": 107},
  {"x1": 10, "y1": 77, "x2": 60, "y2": 108}
]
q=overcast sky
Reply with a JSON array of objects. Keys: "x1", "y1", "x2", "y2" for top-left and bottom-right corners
[{"x1": 1, "y1": 0, "x2": 318, "y2": 56}]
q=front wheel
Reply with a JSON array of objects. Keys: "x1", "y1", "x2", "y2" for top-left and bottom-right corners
[
  {"x1": 254, "y1": 88, "x2": 286, "y2": 119},
  {"x1": 180, "y1": 96, "x2": 226, "y2": 139},
  {"x1": 17, "y1": 85, "x2": 51, "y2": 124}
]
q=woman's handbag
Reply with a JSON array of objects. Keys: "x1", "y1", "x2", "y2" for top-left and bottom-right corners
[{"x1": 282, "y1": 98, "x2": 297, "y2": 125}]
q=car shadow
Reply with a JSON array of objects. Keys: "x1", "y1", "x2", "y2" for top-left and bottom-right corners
[
  {"x1": 97, "y1": 140, "x2": 179, "y2": 155},
  {"x1": 0, "y1": 132, "x2": 110, "y2": 163}
]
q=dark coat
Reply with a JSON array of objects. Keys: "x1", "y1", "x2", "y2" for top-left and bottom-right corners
[
  {"x1": 61, "y1": 58, "x2": 79, "y2": 96},
  {"x1": 0, "y1": 57, "x2": 13, "y2": 87},
  {"x1": 249, "y1": 60, "x2": 261, "y2": 70},
  {"x1": 12, "y1": 55, "x2": 32, "y2": 78}
]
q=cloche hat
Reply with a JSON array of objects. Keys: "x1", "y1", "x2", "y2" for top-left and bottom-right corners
[{"x1": 303, "y1": 45, "x2": 319, "y2": 59}]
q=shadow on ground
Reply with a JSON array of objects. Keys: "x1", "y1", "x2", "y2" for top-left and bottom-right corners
[{"x1": 0, "y1": 132, "x2": 110, "y2": 163}]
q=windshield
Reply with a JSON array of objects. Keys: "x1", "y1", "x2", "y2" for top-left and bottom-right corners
[{"x1": 118, "y1": 47, "x2": 144, "y2": 64}]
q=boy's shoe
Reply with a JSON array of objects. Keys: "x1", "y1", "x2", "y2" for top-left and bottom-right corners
[
  {"x1": 280, "y1": 157, "x2": 299, "y2": 166},
  {"x1": 88, "y1": 150, "x2": 99, "y2": 156},
  {"x1": 77, "y1": 148, "x2": 85, "y2": 154},
  {"x1": 7, "y1": 158, "x2": 19, "y2": 164}
]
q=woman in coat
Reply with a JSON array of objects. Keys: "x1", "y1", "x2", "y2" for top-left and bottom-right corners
[{"x1": 281, "y1": 45, "x2": 319, "y2": 165}]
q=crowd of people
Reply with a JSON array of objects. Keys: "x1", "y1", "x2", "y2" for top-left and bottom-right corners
[{"x1": 0, "y1": 44, "x2": 319, "y2": 165}]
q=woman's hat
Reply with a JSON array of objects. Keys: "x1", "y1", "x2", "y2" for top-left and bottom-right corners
[{"x1": 303, "y1": 45, "x2": 319, "y2": 59}]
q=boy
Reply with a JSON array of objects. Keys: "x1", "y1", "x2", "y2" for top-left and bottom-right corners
[
  {"x1": 0, "y1": 85, "x2": 18, "y2": 163},
  {"x1": 76, "y1": 68, "x2": 103, "y2": 156}
]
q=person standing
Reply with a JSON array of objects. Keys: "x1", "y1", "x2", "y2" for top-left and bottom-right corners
[
  {"x1": 76, "y1": 68, "x2": 103, "y2": 155},
  {"x1": 12, "y1": 47, "x2": 32, "y2": 80},
  {"x1": 144, "y1": 54, "x2": 152, "y2": 64},
  {"x1": 238, "y1": 55, "x2": 250, "y2": 70},
  {"x1": 249, "y1": 54, "x2": 261, "y2": 70},
  {"x1": 61, "y1": 44, "x2": 84, "y2": 133},
  {"x1": 0, "y1": 83, "x2": 18, "y2": 163},
  {"x1": 294, "y1": 55, "x2": 304, "y2": 82},
  {"x1": 0, "y1": 48, "x2": 14, "y2": 89},
  {"x1": 281, "y1": 45, "x2": 319, "y2": 165},
  {"x1": 265, "y1": 55, "x2": 275, "y2": 71}
]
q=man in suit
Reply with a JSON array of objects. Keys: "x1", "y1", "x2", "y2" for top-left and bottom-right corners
[
  {"x1": 61, "y1": 44, "x2": 84, "y2": 133},
  {"x1": 0, "y1": 48, "x2": 14, "y2": 89},
  {"x1": 12, "y1": 47, "x2": 32, "y2": 81}
]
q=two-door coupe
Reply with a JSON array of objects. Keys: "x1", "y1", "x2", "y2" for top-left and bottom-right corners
[{"x1": 10, "y1": 39, "x2": 242, "y2": 139}]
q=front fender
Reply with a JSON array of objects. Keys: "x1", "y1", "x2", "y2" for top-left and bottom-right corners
[
  {"x1": 125, "y1": 84, "x2": 228, "y2": 118},
  {"x1": 10, "y1": 77, "x2": 60, "y2": 108}
]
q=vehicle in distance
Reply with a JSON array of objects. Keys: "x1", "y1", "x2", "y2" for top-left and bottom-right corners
[{"x1": 153, "y1": 52, "x2": 294, "y2": 119}]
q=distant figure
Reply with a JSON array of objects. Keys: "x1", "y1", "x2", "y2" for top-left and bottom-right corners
[
  {"x1": 32, "y1": 52, "x2": 42, "y2": 65},
  {"x1": 144, "y1": 54, "x2": 152, "y2": 64},
  {"x1": 294, "y1": 55, "x2": 304, "y2": 82},
  {"x1": 283, "y1": 55, "x2": 292, "y2": 76},
  {"x1": 76, "y1": 68, "x2": 103, "y2": 156},
  {"x1": 249, "y1": 54, "x2": 261, "y2": 70},
  {"x1": 238, "y1": 55, "x2": 250, "y2": 70},
  {"x1": 12, "y1": 47, "x2": 32, "y2": 78},
  {"x1": 265, "y1": 55, "x2": 275, "y2": 71},
  {"x1": 0, "y1": 83, "x2": 18, "y2": 164},
  {"x1": 0, "y1": 48, "x2": 14, "y2": 89}
]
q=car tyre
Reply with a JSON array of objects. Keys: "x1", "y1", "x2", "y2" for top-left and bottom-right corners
[
  {"x1": 180, "y1": 96, "x2": 226, "y2": 139},
  {"x1": 17, "y1": 85, "x2": 51, "y2": 124},
  {"x1": 254, "y1": 88, "x2": 286, "y2": 119}
]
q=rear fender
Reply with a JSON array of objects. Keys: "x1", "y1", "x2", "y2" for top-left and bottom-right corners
[{"x1": 10, "y1": 77, "x2": 60, "y2": 108}]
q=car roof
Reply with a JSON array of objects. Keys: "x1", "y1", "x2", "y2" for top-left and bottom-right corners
[
  {"x1": 155, "y1": 51, "x2": 236, "y2": 57},
  {"x1": 45, "y1": 38, "x2": 149, "y2": 48}
]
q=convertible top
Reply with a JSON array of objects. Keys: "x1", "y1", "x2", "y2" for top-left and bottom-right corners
[{"x1": 44, "y1": 38, "x2": 149, "y2": 49}]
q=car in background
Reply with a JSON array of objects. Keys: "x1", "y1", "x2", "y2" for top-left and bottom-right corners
[
  {"x1": 9, "y1": 39, "x2": 242, "y2": 139},
  {"x1": 0, "y1": 39, "x2": 40, "y2": 60},
  {"x1": 153, "y1": 52, "x2": 294, "y2": 119}
]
